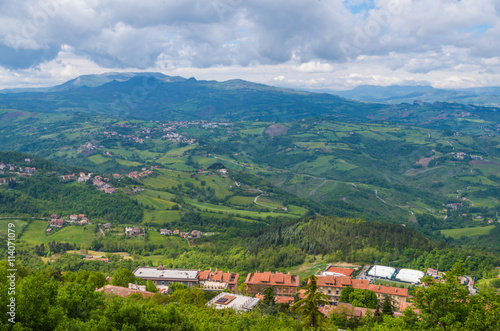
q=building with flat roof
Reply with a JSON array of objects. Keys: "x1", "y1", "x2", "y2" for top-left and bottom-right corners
[
  {"x1": 245, "y1": 272, "x2": 300, "y2": 297},
  {"x1": 367, "y1": 265, "x2": 396, "y2": 279},
  {"x1": 395, "y1": 269, "x2": 425, "y2": 284},
  {"x1": 133, "y1": 266, "x2": 199, "y2": 287},
  {"x1": 207, "y1": 293, "x2": 260, "y2": 312}
]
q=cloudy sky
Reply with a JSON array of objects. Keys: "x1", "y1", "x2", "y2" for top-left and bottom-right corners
[{"x1": 1, "y1": 0, "x2": 499, "y2": 90}]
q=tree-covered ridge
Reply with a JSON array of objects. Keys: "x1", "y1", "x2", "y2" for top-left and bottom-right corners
[
  {"x1": 249, "y1": 217, "x2": 500, "y2": 279},
  {"x1": 10, "y1": 177, "x2": 142, "y2": 223},
  {"x1": 250, "y1": 217, "x2": 433, "y2": 258},
  {"x1": 0, "y1": 151, "x2": 143, "y2": 223}
]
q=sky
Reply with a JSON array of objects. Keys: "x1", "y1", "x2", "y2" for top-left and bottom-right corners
[{"x1": 1, "y1": 0, "x2": 500, "y2": 91}]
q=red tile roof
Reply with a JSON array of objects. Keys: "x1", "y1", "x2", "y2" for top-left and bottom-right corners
[
  {"x1": 245, "y1": 272, "x2": 299, "y2": 287},
  {"x1": 96, "y1": 285, "x2": 154, "y2": 298},
  {"x1": 320, "y1": 303, "x2": 373, "y2": 318},
  {"x1": 369, "y1": 284, "x2": 409, "y2": 297},
  {"x1": 315, "y1": 275, "x2": 369, "y2": 290},
  {"x1": 324, "y1": 266, "x2": 355, "y2": 277},
  {"x1": 199, "y1": 269, "x2": 239, "y2": 285},
  {"x1": 255, "y1": 294, "x2": 295, "y2": 305},
  {"x1": 351, "y1": 279, "x2": 370, "y2": 290}
]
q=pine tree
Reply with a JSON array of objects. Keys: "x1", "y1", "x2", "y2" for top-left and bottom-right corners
[
  {"x1": 291, "y1": 274, "x2": 330, "y2": 329},
  {"x1": 382, "y1": 295, "x2": 394, "y2": 316}
]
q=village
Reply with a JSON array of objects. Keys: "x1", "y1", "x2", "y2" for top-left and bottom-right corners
[
  {"x1": 96, "y1": 263, "x2": 473, "y2": 317},
  {"x1": 0, "y1": 158, "x2": 36, "y2": 185},
  {"x1": 88, "y1": 120, "x2": 234, "y2": 147}
]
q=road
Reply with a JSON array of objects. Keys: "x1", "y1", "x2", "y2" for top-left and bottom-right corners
[
  {"x1": 254, "y1": 194, "x2": 278, "y2": 210},
  {"x1": 98, "y1": 224, "x2": 105, "y2": 237},
  {"x1": 309, "y1": 179, "x2": 328, "y2": 197}
]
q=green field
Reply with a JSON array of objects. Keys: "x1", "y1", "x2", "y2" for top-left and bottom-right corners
[
  {"x1": 135, "y1": 194, "x2": 177, "y2": 210},
  {"x1": 228, "y1": 196, "x2": 255, "y2": 206},
  {"x1": 372, "y1": 279, "x2": 414, "y2": 289},
  {"x1": 143, "y1": 210, "x2": 182, "y2": 224},
  {"x1": 184, "y1": 198, "x2": 297, "y2": 220},
  {"x1": 89, "y1": 154, "x2": 109, "y2": 164},
  {"x1": 441, "y1": 225, "x2": 496, "y2": 239},
  {"x1": 0, "y1": 219, "x2": 28, "y2": 235},
  {"x1": 165, "y1": 145, "x2": 197, "y2": 157},
  {"x1": 116, "y1": 159, "x2": 143, "y2": 167},
  {"x1": 142, "y1": 171, "x2": 181, "y2": 188},
  {"x1": 20, "y1": 220, "x2": 97, "y2": 245},
  {"x1": 257, "y1": 197, "x2": 284, "y2": 209}
]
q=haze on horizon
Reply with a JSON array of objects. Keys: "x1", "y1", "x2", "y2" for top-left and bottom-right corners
[{"x1": 0, "y1": 0, "x2": 499, "y2": 91}]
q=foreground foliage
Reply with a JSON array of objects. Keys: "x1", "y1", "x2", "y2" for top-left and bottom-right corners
[{"x1": 0, "y1": 262, "x2": 499, "y2": 330}]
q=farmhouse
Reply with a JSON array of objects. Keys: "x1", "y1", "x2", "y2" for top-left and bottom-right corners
[
  {"x1": 245, "y1": 272, "x2": 300, "y2": 297},
  {"x1": 125, "y1": 226, "x2": 145, "y2": 236},
  {"x1": 133, "y1": 266, "x2": 199, "y2": 287},
  {"x1": 50, "y1": 219, "x2": 65, "y2": 227},
  {"x1": 160, "y1": 229, "x2": 172, "y2": 235}
]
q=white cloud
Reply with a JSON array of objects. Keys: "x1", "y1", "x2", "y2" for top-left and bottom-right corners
[{"x1": 0, "y1": 0, "x2": 500, "y2": 90}]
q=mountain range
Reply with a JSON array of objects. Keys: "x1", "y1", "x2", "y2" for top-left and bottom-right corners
[
  {"x1": 0, "y1": 72, "x2": 499, "y2": 134},
  {"x1": 314, "y1": 84, "x2": 500, "y2": 107}
]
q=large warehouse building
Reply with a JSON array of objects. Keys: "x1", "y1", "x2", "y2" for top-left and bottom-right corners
[
  {"x1": 367, "y1": 266, "x2": 396, "y2": 279},
  {"x1": 395, "y1": 269, "x2": 425, "y2": 284}
]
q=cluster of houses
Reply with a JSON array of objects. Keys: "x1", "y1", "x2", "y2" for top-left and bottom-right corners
[
  {"x1": 91, "y1": 121, "x2": 236, "y2": 148},
  {"x1": 61, "y1": 172, "x2": 116, "y2": 194},
  {"x1": 449, "y1": 151, "x2": 483, "y2": 160},
  {"x1": 0, "y1": 159, "x2": 36, "y2": 181},
  {"x1": 46, "y1": 214, "x2": 90, "y2": 232},
  {"x1": 94, "y1": 265, "x2": 415, "y2": 313},
  {"x1": 125, "y1": 226, "x2": 145, "y2": 237},
  {"x1": 160, "y1": 229, "x2": 201, "y2": 239},
  {"x1": 127, "y1": 169, "x2": 153, "y2": 180},
  {"x1": 123, "y1": 227, "x2": 202, "y2": 239}
]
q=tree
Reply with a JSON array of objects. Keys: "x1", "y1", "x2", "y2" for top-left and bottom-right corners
[
  {"x1": 146, "y1": 280, "x2": 158, "y2": 293},
  {"x1": 263, "y1": 286, "x2": 275, "y2": 306},
  {"x1": 291, "y1": 274, "x2": 330, "y2": 329},
  {"x1": 110, "y1": 268, "x2": 138, "y2": 288},
  {"x1": 381, "y1": 295, "x2": 393, "y2": 316},
  {"x1": 339, "y1": 285, "x2": 354, "y2": 303},
  {"x1": 411, "y1": 261, "x2": 471, "y2": 329}
]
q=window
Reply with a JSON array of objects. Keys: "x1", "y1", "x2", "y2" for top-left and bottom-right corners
[
  {"x1": 336, "y1": 289, "x2": 339, "y2": 295},
  {"x1": 283, "y1": 288, "x2": 287, "y2": 293},
  {"x1": 328, "y1": 289, "x2": 331, "y2": 294},
  {"x1": 290, "y1": 289, "x2": 294, "y2": 294}
]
